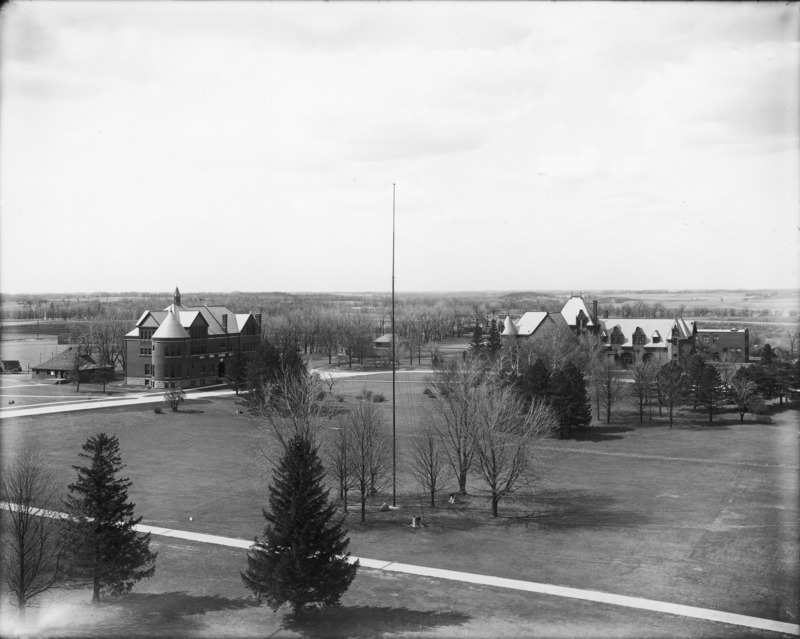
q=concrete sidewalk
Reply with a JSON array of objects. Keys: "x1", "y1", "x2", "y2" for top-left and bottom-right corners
[
  {"x1": 1, "y1": 503, "x2": 797, "y2": 636},
  {"x1": 0, "y1": 387, "x2": 237, "y2": 419},
  {"x1": 136, "y1": 523, "x2": 798, "y2": 636}
]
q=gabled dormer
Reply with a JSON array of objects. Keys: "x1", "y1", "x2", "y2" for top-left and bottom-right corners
[
  {"x1": 651, "y1": 330, "x2": 662, "y2": 344},
  {"x1": 610, "y1": 325, "x2": 625, "y2": 345},
  {"x1": 632, "y1": 326, "x2": 647, "y2": 346}
]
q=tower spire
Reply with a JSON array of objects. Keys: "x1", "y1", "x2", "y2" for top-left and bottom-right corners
[{"x1": 174, "y1": 286, "x2": 181, "y2": 306}]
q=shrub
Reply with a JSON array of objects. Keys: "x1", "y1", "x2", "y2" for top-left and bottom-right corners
[
  {"x1": 163, "y1": 388, "x2": 186, "y2": 412},
  {"x1": 372, "y1": 393, "x2": 386, "y2": 403},
  {"x1": 423, "y1": 387, "x2": 435, "y2": 398},
  {"x1": 153, "y1": 407, "x2": 162, "y2": 414}
]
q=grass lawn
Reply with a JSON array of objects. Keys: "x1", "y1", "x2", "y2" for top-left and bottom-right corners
[
  {"x1": 2, "y1": 536, "x2": 791, "y2": 639},
  {"x1": 0, "y1": 381, "x2": 798, "y2": 637}
]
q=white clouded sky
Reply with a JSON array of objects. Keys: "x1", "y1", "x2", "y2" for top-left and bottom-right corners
[{"x1": 1, "y1": 2, "x2": 798, "y2": 294}]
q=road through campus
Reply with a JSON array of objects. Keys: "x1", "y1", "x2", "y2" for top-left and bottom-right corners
[
  {"x1": 0, "y1": 502, "x2": 796, "y2": 637},
  {"x1": 0, "y1": 368, "x2": 432, "y2": 419}
]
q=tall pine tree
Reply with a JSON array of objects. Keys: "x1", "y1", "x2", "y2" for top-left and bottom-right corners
[
  {"x1": 469, "y1": 322, "x2": 485, "y2": 353},
  {"x1": 66, "y1": 433, "x2": 156, "y2": 602},
  {"x1": 485, "y1": 319, "x2": 503, "y2": 358},
  {"x1": 551, "y1": 363, "x2": 592, "y2": 438},
  {"x1": 242, "y1": 435, "x2": 357, "y2": 617}
]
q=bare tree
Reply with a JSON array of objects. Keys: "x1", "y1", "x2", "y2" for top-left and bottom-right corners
[
  {"x1": 345, "y1": 401, "x2": 392, "y2": 523},
  {"x1": 591, "y1": 359, "x2": 628, "y2": 424},
  {"x1": 0, "y1": 450, "x2": 70, "y2": 619},
  {"x1": 471, "y1": 386, "x2": 557, "y2": 517},
  {"x1": 68, "y1": 347, "x2": 86, "y2": 393},
  {"x1": 629, "y1": 359, "x2": 657, "y2": 424},
  {"x1": 163, "y1": 387, "x2": 185, "y2": 412},
  {"x1": 255, "y1": 369, "x2": 334, "y2": 457},
  {"x1": 779, "y1": 328, "x2": 799, "y2": 359},
  {"x1": 425, "y1": 356, "x2": 484, "y2": 495},
  {"x1": 322, "y1": 423, "x2": 354, "y2": 513},
  {"x1": 658, "y1": 361, "x2": 686, "y2": 428},
  {"x1": 730, "y1": 376, "x2": 760, "y2": 422},
  {"x1": 407, "y1": 423, "x2": 451, "y2": 508}
]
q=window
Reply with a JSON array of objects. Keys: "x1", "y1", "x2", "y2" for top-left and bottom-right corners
[
  {"x1": 144, "y1": 364, "x2": 150, "y2": 375},
  {"x1": 712, "y1": 335, "x2": 719, "y2": 343}
]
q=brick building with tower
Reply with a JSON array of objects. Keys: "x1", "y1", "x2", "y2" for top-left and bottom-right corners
[{"x1": 124, "y1": 287, "x2": 261, "y2": 388}]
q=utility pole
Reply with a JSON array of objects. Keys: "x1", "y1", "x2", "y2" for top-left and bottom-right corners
[{"x1": 392, "y1": 183, "x2": 396, "y2": 508}]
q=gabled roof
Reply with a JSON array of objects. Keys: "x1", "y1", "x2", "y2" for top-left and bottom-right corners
[
  {"x1": 514, "y1": 312, "x2": 552, "y2": 337},
  {"x1": 599, "y1": 318, "x2": 693, "y2": 349},
  {"x1": 152, "y1": 311, "x2": 189, "y2": 340},
  {"x1": 374, "y1": 333, "x2": 406, "y2": 344},
  {"x1": 129, "y1": 289, "x2": 255, "y2": 340},
  {"x1": 31, "y1": 348, "x2": 101, "y2": 372},
  {"x1": 560, "y1": 296, "x2": 595, "y2": 327}
]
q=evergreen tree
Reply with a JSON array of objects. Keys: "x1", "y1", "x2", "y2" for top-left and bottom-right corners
[
  {"x1": 695, "y1": 363, "x2": 724, "y2": 423},
  {"x1": 242, "y1": 435, "x2": 357, "y2": 617},
  {"x1": 761, "y1": 343, "x2": 776, "y2": 365},
  {"x1": 226, "y1": 348, "x2": 249, "y2": 396},
  {"x1": 516, "y1": 358, "x2": 551, "y2": 405},
  {"x1": 486, "y1": 319, "x2": 503, "y2": 358},
  {"x1": 685, "y1": 354, "x2": 707, "y2": 409},
  {"x1": 65, "y1": 433, "x2": 156, "y2": 602},
  {"x1": 469, "y1": 322, "x2": 485, "y2": 353},
  {"x1": 550, "y1": 363, "x2": 592, "y2": 438}
]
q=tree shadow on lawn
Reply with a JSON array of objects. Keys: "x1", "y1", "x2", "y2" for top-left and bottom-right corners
[
  {"x1": 100, "y1": 591, "x2": 260, "y2": 624},
  {"x1": 566, "y1": 426, "x2": 632, "y2": 442},
  {"x1": 526, "y1": 489, "x2": 650, "y2": 531},
  {"x1": 283, "y1": 605, "x2": 470, "y2": 638}
]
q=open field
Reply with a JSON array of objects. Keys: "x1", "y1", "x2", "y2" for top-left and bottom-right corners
[
  {"x1": 0, "y1": 337, "x2": 68, "y2": 372},
  {"x1": 0, "y1": 376, "x2": 798, "y2": 637}
]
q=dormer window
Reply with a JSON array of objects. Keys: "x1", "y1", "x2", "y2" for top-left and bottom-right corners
[
  {"x1": 632, "y1": 328, "x2": 646, "y2": 346},
  {"x1": 611, "y1": 327, "x2": 625, "y2": 345}
]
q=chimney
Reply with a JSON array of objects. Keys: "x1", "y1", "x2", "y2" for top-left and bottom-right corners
[
  {"x1": 603, "y1": 309, "x2": 608, "y2": 319},
  {"x1": 255, "y1": 313, "x2": 262, "y2": 327},
  {"x1": 592, "y1": 299, "x2": 598, "y2": 324},
  {"x1": 222, "y1": 314, "x2": 228, "y2": 332}
]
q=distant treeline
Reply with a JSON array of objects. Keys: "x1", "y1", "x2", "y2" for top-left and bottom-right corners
[{"x1": 1, "y1": 291, "x2": 796, "y2": 323}]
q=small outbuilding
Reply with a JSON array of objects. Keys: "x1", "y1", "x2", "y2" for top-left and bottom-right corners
[{"x1": 31, "y1": 348, "x2": 114, "y2": 382}]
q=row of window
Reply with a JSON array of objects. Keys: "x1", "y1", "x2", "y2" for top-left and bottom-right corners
[{"x1": 143, "y1": 362, "x2": 218, "y2": 377}]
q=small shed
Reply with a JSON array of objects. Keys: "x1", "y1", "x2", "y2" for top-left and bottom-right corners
[
  {"x1": 373, "y1": 333, "x2": 409, "y2": 351},
  {"x1": 30, "y1": 348, "x2": 114, "y2": 382}
]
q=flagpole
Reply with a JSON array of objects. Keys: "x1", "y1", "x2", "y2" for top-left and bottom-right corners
[{"x1": 391, "y1": 183, "x2": 396, "y2": 508}]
